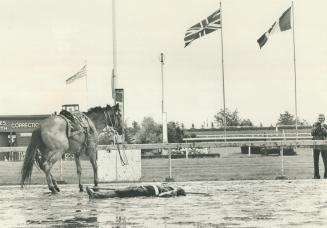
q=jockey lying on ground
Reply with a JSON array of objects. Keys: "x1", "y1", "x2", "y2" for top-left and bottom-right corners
[{"x1": 86, "y1": 184, "x2": 186, "y2": 198}]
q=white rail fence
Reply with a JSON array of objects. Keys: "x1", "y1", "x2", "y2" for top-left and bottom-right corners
[
  {"x1": 0, "y1": 140, "x2": 324, "y2": 180},
  {"x1": 183, "y1": 132, "x2": 312, "y2": 142},
  {"x1": 0, "y1": 139, "x2": 325, "y2": 155}
]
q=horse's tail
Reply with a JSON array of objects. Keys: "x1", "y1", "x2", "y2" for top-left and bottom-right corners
[{"x1": 21, "y1": 128, "x2": 43, "y2": 188}]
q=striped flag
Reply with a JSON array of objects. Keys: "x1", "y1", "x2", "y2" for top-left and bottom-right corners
[
  {"x1": 257, "y1": 7, "x2": 291, "y2": 48},
  {"x1": 184, "y1": 9, "x2": 221, "y2": 47},
  {"x1": 66, "y1": 65, "x2": 87, "y2": 84}
]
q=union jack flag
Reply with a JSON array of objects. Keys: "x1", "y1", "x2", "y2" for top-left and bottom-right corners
[
  {"x1": 184, "y1": 9, "x2": 221, "y2": 47},
  {"x1": 66, "y1": 65, "x2": 87, "y2": 84}
]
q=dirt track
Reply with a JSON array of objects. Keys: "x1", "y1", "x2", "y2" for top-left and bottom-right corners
[{"x1": 2, "y1": 180, "x2": 327, "y2": 227}]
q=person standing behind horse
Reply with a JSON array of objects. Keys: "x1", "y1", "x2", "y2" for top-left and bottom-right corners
[{"x1": 311, "y1": 114, "x2": 327, "y2": 179}]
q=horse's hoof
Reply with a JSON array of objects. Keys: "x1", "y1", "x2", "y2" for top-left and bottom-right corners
[
  {"x1": 49, "y1": 189, "x2": 58, "y2": 194},
  {"x1": 48, "y1": 185, "x2": 59, "y2": 194}
]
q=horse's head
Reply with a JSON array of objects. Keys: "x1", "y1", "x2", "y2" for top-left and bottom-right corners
[{"x1": 85, "y1": 104, "x2": 123, "y2": 135}]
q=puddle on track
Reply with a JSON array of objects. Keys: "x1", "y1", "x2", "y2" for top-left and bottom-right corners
[{"x1": 1, "y1": 180, "x2": 327, "y2": 227}]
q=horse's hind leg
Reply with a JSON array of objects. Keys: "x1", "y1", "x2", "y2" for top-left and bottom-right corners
[
  {"x1": 50, "y1": 174, "x2": 60, "y2": 192},
  {"x1": 44, "y1": 150, "x2": 64, "y2": 194},
  {"x1": 74, "y1": 154, "x2": 83, "y2": 192},
  {"x1": 43, "y1": 162, "x2": 58, "y2": 194},
  {"x1": 88, "y1": 147, "x2": 98, "y2": 187}
]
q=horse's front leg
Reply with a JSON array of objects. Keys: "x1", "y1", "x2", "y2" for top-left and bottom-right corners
[
  {"x1": 74, "y1": 154, "x2": 83, "y2": 192},
  {"x1": 88, "y1": 147, "x2": 98, "y2": 188}
]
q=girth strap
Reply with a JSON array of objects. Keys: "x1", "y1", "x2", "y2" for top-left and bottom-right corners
[{"x1": 59, "y1": 114, "x2": 88, "y2": 149}]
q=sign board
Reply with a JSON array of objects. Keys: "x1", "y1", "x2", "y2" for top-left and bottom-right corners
[
  {"x1": 0, "y1": 119, "x2": 44, "y2": 132},
  {"x1": 115, "y1": 88, "x2": 124, "y2": 122},
  {"x1": 98, "y1": 149, "x2": 141, "y2": 182}
]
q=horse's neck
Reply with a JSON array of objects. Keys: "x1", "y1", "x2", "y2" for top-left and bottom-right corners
[{"x1": 85, "y1": 114, "x2": 103, "y2": 132}]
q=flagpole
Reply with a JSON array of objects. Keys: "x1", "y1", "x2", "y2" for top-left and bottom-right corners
[
  {"x1": 220, "y1": 1, "x2": 227, "y2": 141},
  {"x1": 291, "y1": 1, "x2": 298, "y2": 138},
  {"x1": 84, "y1": 60, "x2": 88, "y2": 110},
  {"x1": 160, "y1": 53, "x2": 168, "y2": 146},
  {"x1": 112, "y1": 0, "x2": 117, "y2": 105}
]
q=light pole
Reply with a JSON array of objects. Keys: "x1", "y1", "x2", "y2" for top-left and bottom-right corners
[{"x1": 160, "y1": 53, "x2": 168, "y2": 146}]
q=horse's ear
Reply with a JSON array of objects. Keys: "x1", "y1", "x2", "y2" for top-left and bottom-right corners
[{"x1": 114, "y1": 103, "x2": 120, "y2": 111}]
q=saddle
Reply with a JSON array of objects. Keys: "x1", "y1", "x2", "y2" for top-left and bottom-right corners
[{"x1": 59, "y1": 110, "x2": 89, "y2": 138}]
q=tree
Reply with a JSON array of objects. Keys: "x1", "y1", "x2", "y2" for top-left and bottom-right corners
[
  {"x1": 277, "y1": 111, "x2": 295, "y2": 125},
  {"x1": 299, "y1": 119, "x2": 310, "y2": 127},
  {"x1": 214, "y1": 108, "x2": 240, "y2": 126},
  {"x1": 240, "y1": 119, "x2": 254, "y2": 127},
  {"x1": 277, "y1": 111, "x2": 310, "y2": 126},
  {"x1": 167, "y1": 122, "x2": 184, "y2": 143},
  {"x1": 134, "y1": 117, "x2": 162, "y2": 144},
  {"x1": 123, "y1": 123, "x2": 136, "y2": 144},
  {"x1": 214, "y1": 108, "x2": 253, "y2": 127},
  {"x1": 130, "y1": 121, "x2": 140, "y2": 135}
]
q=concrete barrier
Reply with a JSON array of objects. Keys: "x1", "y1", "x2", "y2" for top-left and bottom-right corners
[{"x1": 97, "y1": 149, "x2": 141, "y2": 182}]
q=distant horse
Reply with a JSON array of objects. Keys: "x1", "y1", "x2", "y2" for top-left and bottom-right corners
[{"x1": 21, "y1": 104, "x2": 122, "y2": 193}]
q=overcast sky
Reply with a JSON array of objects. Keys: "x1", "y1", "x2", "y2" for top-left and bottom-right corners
[{"x1": 0, "y1": 0, "x2": 326, "y2": 128}]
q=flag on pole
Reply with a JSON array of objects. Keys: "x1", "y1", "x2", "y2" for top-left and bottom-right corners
[
  {"x1": 257, "y1": 7, "x2": 291, "y2": 48},
  {"x1": 184, "y1": 9, "x2": 221, "y2": 47},
  {"x1": 66, "y1": 65, "x2": 87, "y2": 84}
]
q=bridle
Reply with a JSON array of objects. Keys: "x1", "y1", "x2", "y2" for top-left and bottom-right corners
[{"x1": 102, "y1": 108, "x2": 128, "y2": 166}]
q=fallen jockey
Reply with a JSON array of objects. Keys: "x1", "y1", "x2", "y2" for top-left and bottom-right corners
[{"x1": 86, "y1": 184, "x2": 186, "y2": 199}]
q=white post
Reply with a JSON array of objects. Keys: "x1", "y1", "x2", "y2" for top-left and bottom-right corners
[
  {"x1": 291, "y1": 1, "x2": 298, "y2": 139},
  {"x1": 219, "y1": 1, "x2": 227, "y2": 142},
  {"x1": 162, "y1": 113, "x2": 168, "y2": 144},
  {"x1": 169, "y1": 149, "x2": 172, "y2": 179},
  {"x1": 275, "y1": 125, "x2": 279, "y2": 136},
  {"x1": 160, "y1": 53, "x2": 168, "y2": 154},
  {"x1": 280, "y1": 146, "x2": 284, "y2": 176},
  {"x1": 59, "y1": 158, "x2": 63, "y2": 181},
  {"x1": 281, "y1": 130, "x2": 286, "y2": 176},
  {"x1": 248, "y1": 146, "x2": 251, "y2": 157},
  {"x1": 115, "y1": 149, "x2": 118, "y2": 181},
  {"x1": 113, "y1": 128, "x2": 118, "y2": 181}
]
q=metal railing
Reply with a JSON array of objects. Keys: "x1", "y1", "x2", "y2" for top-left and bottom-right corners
[
  {"x1": 0, "y1": 140, "x2": 324, "y2": 181},
  {"x1": 0, "y1": 139, "x2": 324, "y2": 154},
  {"x1": 183, "y1": 132, "x2": 312, "y2": 142}
]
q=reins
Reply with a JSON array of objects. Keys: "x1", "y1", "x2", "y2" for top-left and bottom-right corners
[{"x1": 103, "y1": 109, "x2": 128, "y2": 166}]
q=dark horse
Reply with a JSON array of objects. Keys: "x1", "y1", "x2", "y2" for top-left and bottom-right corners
[{"x1": 20, "y1": 104, "x2": 122, "y2": 193}]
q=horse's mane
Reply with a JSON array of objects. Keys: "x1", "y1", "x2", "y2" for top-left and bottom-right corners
[
  {"x1": 84, "y1": 104, "x2": 122, "y2": 134},
  {"x1": 85, "y1": 104, "x2": 119, "y2": 115}
]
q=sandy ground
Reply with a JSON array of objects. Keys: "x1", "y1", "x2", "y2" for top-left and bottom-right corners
[
  {"x1": 1, "y1": 148, "x2": 326, "y2": 227},
  {"x1": 1, "y1": 180, "x2": 327, "y2": 227}
]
